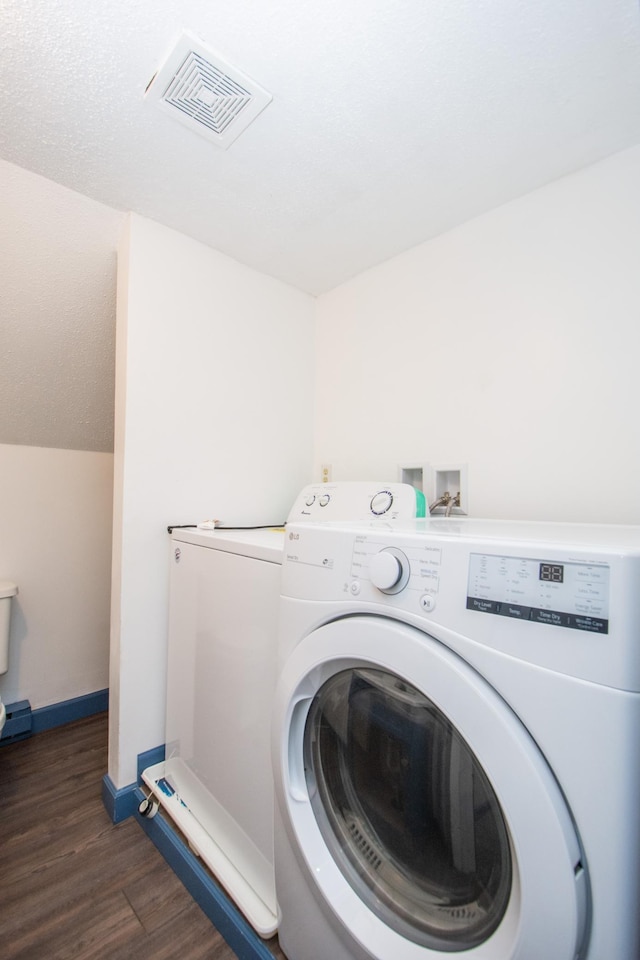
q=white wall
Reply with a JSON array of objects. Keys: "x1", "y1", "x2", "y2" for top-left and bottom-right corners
[
  {"x1": 0, "y1": 161, "x2": 121, "y2": 714},
  {"x1": 110, "y1": 214, "x2": 315, "y2": 787},
  {"x1": 314, "y1": 146, "x2": 640, "y2": 524},
  {"x1": 0, "y1": 444, "x2": 113, "y2": 707}
]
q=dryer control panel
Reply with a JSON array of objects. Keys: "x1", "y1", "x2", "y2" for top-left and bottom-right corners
[
  {"x1": 281, "y1": 517, "x2": 640, "y2": 690},
  {"x1": 467, "y1": 552, "x2": 610, "y2": 634}
]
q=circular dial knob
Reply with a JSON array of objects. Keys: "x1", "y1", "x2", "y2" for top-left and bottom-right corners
[
  {"x1": 369, "y1": 551, "x2": 401, "y2": 590},
  {"x1": 369, "y1": 548, "x2": 413, "y2": 597},
  {"x1": 370, "y1": 490, "x2": 394, "y2": 516}
]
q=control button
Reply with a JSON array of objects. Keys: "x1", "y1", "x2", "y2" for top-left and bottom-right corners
[
  {"x1": 319, "y1": 494, "x2": 331, "y2": 507},
  {"x1": 305, "y1": 494, "x2": 316, "y2": 507},
  {"x1": 350, "y1": 580, "x2": 361, "y2": 596},
  {"x1": 370, "y1": 489, "x2": 394, "y2": 516},
  {"x1": 420, "y1": 594, "x2": 436, "y2": 613}
]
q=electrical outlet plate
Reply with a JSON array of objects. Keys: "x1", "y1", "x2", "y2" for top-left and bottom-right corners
[{"x1": 321, "y1": 463, "x2": 332, "y2": 483}]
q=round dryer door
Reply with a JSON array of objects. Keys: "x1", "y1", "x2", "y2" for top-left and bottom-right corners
[{"x1": 273, "y1": 615, "x2": 588, "y2": 960}]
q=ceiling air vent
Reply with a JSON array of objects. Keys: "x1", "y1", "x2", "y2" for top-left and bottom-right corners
[{"x1": 145, "y1": 32, "x2": 272, "y2": 149}]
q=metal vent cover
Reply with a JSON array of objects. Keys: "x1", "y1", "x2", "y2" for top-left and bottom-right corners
[{"x1": 146, "y1": 32, "x2": 272, "y2": 149}]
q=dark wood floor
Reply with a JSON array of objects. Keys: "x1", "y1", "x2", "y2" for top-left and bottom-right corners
[{"x1": 0, "y1": 713, "x2": 283, "y2": 960}]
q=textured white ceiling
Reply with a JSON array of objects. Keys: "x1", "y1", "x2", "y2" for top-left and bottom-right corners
[
  {"x1": 1, "y1": 0, "x2": 640, "y2": 294},
  {"x1": 0, "y1": 160, "x2": 122, "y2": 452}
]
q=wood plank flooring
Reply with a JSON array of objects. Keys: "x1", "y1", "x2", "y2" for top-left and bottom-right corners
[{"x1": 0, "y1": 713, "x2": 284, "y2": 960}]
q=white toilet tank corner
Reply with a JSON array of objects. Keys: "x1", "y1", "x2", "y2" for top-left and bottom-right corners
[{"x1": 0, "y1": 581, "x2": 18, "y2": 676}]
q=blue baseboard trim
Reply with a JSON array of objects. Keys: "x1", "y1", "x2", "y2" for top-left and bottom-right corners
[
  {"x1": 0, "y1": 699, "x2": 33, "y2": 743},
  {"x1": 1, "y1": 689, "x2": 109, "y2": 745},
  {"x1": 31, "y1": 689, "x2": 109, "y2": 734},
  {"x1": 102, "y1": 774, "x2": 139, "y2": 824},
  {"x1": 137, "y1": 743, "x2": 165, "y2": 781},
  {"x1": 100, "y1": 742, "x2": 165, "y2": 825},
  {"x1": 132, "y1": 787, "x2": 275, "y2": 960}
]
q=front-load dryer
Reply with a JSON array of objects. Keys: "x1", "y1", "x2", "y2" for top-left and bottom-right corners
[
  {"x1": 143, "y1": 482, "x2": 424, "y2": 937},
  {"x1": 272, "y1": 518, "x2": 640, "y2": 959}
]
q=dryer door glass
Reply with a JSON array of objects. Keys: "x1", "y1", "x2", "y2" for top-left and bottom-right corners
[{"x1": 304, "y1": 668, "x2": 512, "y2": 952}]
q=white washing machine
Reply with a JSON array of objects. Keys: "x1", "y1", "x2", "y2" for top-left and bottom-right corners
[
  {"x1": 143, "y1": 482, "x2": 424, "y2": 937},
  {"x1": 272, "y1": 517, "x2": 640, "y2": 960}
]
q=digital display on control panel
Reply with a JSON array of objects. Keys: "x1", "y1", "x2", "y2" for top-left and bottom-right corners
[
  {"x1": 467, "y1": 553, "x2": 609, "y2": 634},
  {"x1": 539, "y1": 562, "x2": 564, "y2": 583}
]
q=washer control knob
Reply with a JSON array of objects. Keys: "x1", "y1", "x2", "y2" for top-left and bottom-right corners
[
  {"x1": 369, "y1": 548, "x2": 410, "y2": 594},
  {"x1": 370, "y1": 489, "x2": 394, "y2": 516}
]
